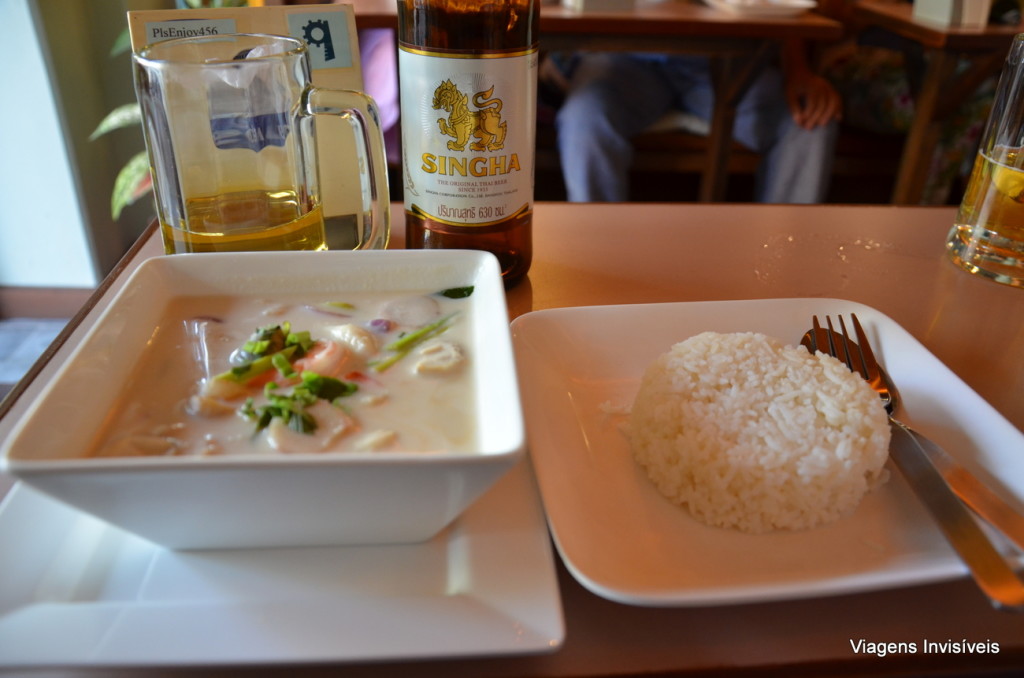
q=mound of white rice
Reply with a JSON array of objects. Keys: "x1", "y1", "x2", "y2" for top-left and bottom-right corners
[{"x1": 629, "y1": 332, "x2": 890, "y2": 533}]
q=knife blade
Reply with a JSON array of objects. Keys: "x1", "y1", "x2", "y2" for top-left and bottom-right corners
[
  {"x1": 907, "y1": 427, "x2": 1024, "y2": 554},
  {"x1": 887, "y1": 419, "x2": 1024, "y2": 611}
]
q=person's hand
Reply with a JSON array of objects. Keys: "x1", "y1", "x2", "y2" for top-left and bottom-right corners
[{"x1": 786, "y1": 71, "x2": 843, "y2": 130}]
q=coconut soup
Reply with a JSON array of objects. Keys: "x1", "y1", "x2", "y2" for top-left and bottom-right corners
[{"x1": 88, "y1": 288, "x2": 477, "y2": 457}]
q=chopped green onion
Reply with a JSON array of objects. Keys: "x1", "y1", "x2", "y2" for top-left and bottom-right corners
[
  {"x1": 218, "y1": 345, "x2": 298, "y2": 383},
  {"x1": 242, "y1": 338, "x2": 271, "y2": 356},
  {"x1": 387, "y1": 313, "x2": 456, "y2": 352},
  {"x1": 272, "y1": 352, "x2": 296, "y2": 378},
  {"x1": 217, "y1": 321, "x2": 318, "y2": 384},
  {"x1": 286, "y1": 330, "x2": 313, "y2": 354},
  {"x1": 371, "y1": 313, "x2": 457, "y2": 372}
]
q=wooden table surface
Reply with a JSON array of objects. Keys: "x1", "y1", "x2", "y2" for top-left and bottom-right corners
[
  {"x1": 1, "y1": 202, "x2": 1022, "y2": 677},
  {"x1": 352, "y1": 0, "x2": 843, "y2": 41},
  {"x1": 855, "y1": 0, "x2": 1022, "y2": 51}
]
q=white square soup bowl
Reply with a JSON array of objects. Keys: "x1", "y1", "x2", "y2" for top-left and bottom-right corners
[{"x1": 0, "y1": 250, "x2": 524, "y2": 550}]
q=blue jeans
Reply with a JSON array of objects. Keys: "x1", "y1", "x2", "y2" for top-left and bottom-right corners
[{"x1": 554, "y1": 53, "x2": 837, "y2": 203}]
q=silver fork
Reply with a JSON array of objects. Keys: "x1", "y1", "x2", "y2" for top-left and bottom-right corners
[
  {"x1": 808, "y1": 316, "x2": 1024, "y2": 554},
  {"x1": 804, "y1": 314, "x2": 1024, "y2": 611}
]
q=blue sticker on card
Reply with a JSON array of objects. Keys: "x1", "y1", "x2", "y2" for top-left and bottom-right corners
[{"x1": 287, "y1": 12, "x2": 353, "y2": 70}]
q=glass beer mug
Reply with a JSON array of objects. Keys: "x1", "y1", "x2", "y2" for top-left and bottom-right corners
[{"x1": 133, "y1": 33, "x2": 389, "y2": 254}]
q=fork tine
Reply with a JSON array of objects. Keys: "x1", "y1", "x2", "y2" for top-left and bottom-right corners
[
  {"x1": 811, "y1": 315, "x2": 823, "y2": 352},
  {"x1": 849, "y1": 313, "x2": 879, "y2": 381},
  {"x1": 825, "y1": 316, "x2": 854, "y2": 371},
  {"x1": 824, "y1": 316, "x2": 840, "y2": 363},
  {"x1": 837, "y1": 316, "x2": 868, "y2": 380}
]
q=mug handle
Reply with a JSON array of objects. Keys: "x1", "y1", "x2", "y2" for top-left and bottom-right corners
[{"x1": 305, "y1": 88, "x2": 390, "y2": 250}]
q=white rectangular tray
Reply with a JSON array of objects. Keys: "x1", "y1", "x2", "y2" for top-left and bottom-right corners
[{"x1": 0, "y1": 459, "x2": 563, "y2": 667}]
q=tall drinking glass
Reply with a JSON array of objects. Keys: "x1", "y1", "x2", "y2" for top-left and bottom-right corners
[
  {"x1": 947, "y1": 34, "x2": 1024, "y2": 288},
  {"x1": 133, "y1": 33, "x2": 389, "y2": 254}
]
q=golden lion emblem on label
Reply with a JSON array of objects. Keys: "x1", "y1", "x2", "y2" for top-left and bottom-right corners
[{"x1": 432, "y1": 79, "x2": 507, "y2": 152}]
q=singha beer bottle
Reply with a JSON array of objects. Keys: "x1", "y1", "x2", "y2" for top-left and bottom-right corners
[{"x1": 397, "y1": 0, "x2": 538, "y2": 286}]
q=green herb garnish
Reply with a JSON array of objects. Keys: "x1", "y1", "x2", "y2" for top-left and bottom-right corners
[
  {"x1": 240, "y1": 371, "x2": 358, "y2": 435},
  {"x1": 439, "y1": 286, "x2": 474, "y2": 299},
  {"x1": 299, "y1": 371, "x2": 358, "y2": 401},
  {"x1": 241, "y1": 388, "x2": 318, "y2": 434}
]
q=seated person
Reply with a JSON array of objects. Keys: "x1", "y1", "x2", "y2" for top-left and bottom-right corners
[
  {"x1": 549, "y1": 41, "x2": 842, "y2": 203},
  {"x1": 815, "y1": 0, "x2": 1007, "y2": 205}
]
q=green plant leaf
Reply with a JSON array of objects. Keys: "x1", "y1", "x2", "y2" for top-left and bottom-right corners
[
  {"x1": 109, "y1": 27, "x2": 132, "y2": 57},
  {"x1": 90, "y1": 103, "x2": 142, "y2": 141},
  {"x1": 111, "y1": 151, "x2": 152, "y2": 220}
]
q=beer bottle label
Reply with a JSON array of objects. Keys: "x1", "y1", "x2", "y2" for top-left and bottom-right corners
[{"x1": 398, "y1": 46, "x2": 537, "y2": 227}]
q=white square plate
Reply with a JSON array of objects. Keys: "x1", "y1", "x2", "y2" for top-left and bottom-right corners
[
  {"x1": 511, "y1": 298, "x2": 1024, "y2": 606},
  {"x1": 0, "y1": 459, "x2": 563, "y2": 667}
]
